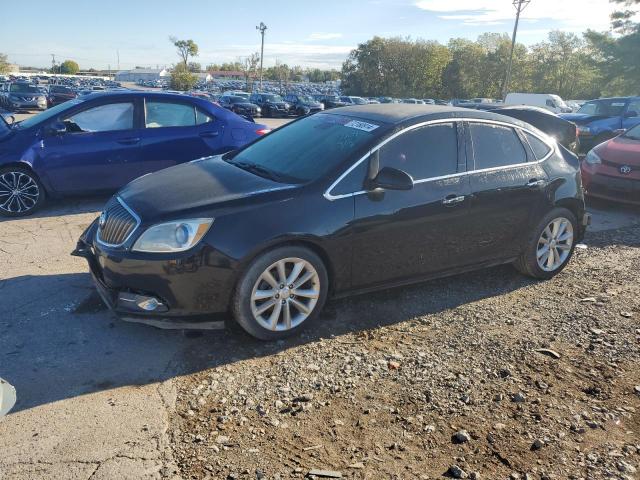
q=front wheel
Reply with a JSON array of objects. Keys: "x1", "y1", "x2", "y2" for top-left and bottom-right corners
[
  {"x1": 514, "y1": 207, "x2": 577, "y2": 279},
  {"x1": 0, "y1": 166, "x2": 46, "y2": 217},
  {"x1": 232, "y1": 246, "x2": 329, "y2": 340}
]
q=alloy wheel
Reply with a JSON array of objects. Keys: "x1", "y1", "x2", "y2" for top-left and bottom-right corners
[
  {"x1": 250, "y1": 257, "x2": 321, "y2": 331},
  {"x1": 0, "y1": 171, "x2": 40, "y2": 214},
  {"x1": 536, "y1": 217, "x2": 574, "y2": 272}
]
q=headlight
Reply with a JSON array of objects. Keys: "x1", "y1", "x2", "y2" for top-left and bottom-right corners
[
  {"x1": 256, "y1": 107, "x2": 261, "y2": 112},
  {"x1": 132, "y1": 218, "x2": 213, "y2": 253},
  {"x1": 283, "y1": 103, "x2": 290, "y2": 109},
  {"x1": 585, "y1": 150, "x2": 601, "y2": 165}
]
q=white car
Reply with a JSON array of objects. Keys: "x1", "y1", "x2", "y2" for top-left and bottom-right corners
[{"x1": 505, "y1": 93, "x2": 572, "y2": 114}]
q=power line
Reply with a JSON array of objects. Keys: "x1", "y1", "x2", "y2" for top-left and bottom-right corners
[{"x1": 502, "y1": 0, "x2": 531, "y2": 100}]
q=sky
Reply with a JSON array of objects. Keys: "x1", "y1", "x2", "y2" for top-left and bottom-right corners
[{"x1": 1, "y1": 0, "x2": 624, "y2": 71}]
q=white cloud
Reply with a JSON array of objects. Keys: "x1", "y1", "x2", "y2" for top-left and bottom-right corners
[
  {"x1": 308, "y1": 32, "x2": 344, "y2": 41},
  {"x1": 415, "y1": 0, "x2": 619, "y2": 30}
]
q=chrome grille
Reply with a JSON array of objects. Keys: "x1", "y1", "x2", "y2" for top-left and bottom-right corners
[{"x1": 97, "y1": 197, "x2": 139, "y2": 247}]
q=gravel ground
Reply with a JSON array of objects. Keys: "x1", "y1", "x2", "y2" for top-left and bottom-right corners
[{"x1": 169, "y1": 225, "x2": 640, "y2": 480}]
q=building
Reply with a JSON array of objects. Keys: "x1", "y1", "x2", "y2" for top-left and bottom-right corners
[
  {"x1": 209, "y1": 71, "x2": 246, "y2": 81},
  {"x1": 195, "y1": 72, "x2": 213, "y2": 83},
  {"x1": 114, "y1": 68, "x2": 168, "y2": 83}
]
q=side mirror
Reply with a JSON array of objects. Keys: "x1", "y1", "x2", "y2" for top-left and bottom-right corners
[
  {"x1": 623, "y1": 110, "x2": 638, "y2": 118},
  {"x1": 4, "y1": 114, "x2": 15, "y2": 125},
  {"x1": 369, "y1": 167, "x2": 414, "y2": 191},
  {"x1": 47, "y1": 121, "x2": 67, "y2": 136}
]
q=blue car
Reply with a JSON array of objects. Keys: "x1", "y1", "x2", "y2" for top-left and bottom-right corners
[
  {"x1": 560, "y1": 97, "x2": 640, "y2": 154},
  {"x1": 0, "y1": 91, "x2": 269, "y2": 216}
]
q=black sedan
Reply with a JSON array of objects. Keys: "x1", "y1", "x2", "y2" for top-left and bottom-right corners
[
  {"x1": 218, "y1": 95, "x2": 261, "y2": 118},
  {"x1": 74, "y1": 105, "x2": 589, "y2": 340}
]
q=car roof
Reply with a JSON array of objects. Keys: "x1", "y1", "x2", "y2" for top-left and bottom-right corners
[{"x1": 327, "y1": 104, "x2": 530, "y2": 128}]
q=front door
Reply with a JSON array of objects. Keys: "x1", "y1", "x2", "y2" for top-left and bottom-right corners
[
  {"x1": 349, "y1": 122, "x2": 471, "y2": 291},
  {"x1": 39, "y1": 100, "x2": 141, "y2": 194}
]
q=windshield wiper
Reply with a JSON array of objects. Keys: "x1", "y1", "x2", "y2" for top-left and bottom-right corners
[{"x1": 231, "y1": 161, "x2": 284, "y2": 182}]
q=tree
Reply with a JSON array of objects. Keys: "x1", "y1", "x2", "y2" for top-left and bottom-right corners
[
  {"x1": 239, "y1": 53, "x2": 260, "y2": 90},
  {"x1": 169, "y1": 37, "x2": 199, "y2": 66},
  {"x1": 59, "y1": 60, "x2": 79, "y2": 74},
  {"x1": 188, "y1": 62, "x2": 202, "y2": 73},
  {"x1": 0, "y1": 53, "x2": 10, "y2": 74},
  {"x1": 170, "y1": 63, "x2": 197, "y2": 91}
]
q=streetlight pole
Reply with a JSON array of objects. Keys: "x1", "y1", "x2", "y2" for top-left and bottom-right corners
[
  {"x1": 256, "y1": 22, "x2": 267, "y2": 90},
  {"x1": 502, "y1": 0, "x2": 530, "y2": 100}
]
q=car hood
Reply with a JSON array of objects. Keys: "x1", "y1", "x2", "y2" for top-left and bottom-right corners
[
  {"x1": 595, "y1": 135, "x2": 640, "y2": 165},
  {"x1": 559, "y1": 113, "x2": 610, "y2": 124},
  {"x1": 119, "y1": 156, "x2": 295, "y2": 220},
  {"x1": 301, "y1": 101, "x2": 322, "y2": 108}
]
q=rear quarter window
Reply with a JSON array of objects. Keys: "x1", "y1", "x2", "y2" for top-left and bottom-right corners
[{"x1": 524, "y1": 132, "x2": 552, "y2": 160}]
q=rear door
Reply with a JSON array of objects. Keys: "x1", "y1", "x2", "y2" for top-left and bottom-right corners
[
  {"x1": 39, "y1": 99, "x2": 142, "y2": 193},
  {"x1": 135, "y1": 98, "x2": 224, "y2": 180},
  {"x1": 349, "y1": 121, "x2": 471, "y2": 290},
  {"x1": 464, "y1": 121, "x2": 549, "y2": 262}
]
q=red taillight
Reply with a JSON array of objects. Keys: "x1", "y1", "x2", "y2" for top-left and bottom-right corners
[{"x1": 256, "y1": 129, "x2": 271, "y2": 135}]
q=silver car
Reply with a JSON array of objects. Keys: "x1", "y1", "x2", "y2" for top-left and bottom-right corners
[{"x1": 2, "y1": 82, "x2": 47, "y2": 111}]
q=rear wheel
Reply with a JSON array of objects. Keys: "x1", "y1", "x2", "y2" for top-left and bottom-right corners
[
  {"x1": 0, "y1": 166, "x2": 46, "y2": 217},
  {"x1": 232, "y1": 246, "x2": 329, "y2": 340},
  {"x1": 514, "y1": 207, "x2": 577, "y2": 279}
]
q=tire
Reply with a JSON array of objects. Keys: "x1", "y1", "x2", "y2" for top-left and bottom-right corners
[
  {"x1": 0, "y1": 166, "x2": 46, "y2": 217},
  {"x1": 232, "y1": 246, "x2": 329, "y2": 340},
  {"x1": 514, "y1": 207, "x2": 578, "y2": 279}
]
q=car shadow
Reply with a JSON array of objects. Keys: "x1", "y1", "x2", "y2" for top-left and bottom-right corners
[
  {"x1": 0, "y1": 195, "x2": 109, "y2": 222},
  {"x1": 1, "y1": 264, "x2": 536, "y2": 413}
]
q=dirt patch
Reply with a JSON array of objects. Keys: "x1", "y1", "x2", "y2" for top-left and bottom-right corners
[{"x1": 170, "y1": 226, "x2": 640, "y2": 479}]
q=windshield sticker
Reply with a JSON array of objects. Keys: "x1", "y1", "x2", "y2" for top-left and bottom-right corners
[
  {"x1": 611, "y1": 103, "x2": 626, "y2": 107},
  {"x1": 344, "y1": 120, "x2": 380, "y2": 132}
]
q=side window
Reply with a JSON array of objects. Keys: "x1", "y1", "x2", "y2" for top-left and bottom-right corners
[
  {"x1": 196, "y1": 109, "x2": 214, "y2": 125},
  {"x1": 331, "y1": 160, "x2": 368, "y2": 196},
  {"x1": 146, "y1": 101, "x2": 196, "y2": 128},
  {"x1": 523, "y1": 131, "x2": 551, "y2": 160},
  {"x1": 627, "y1": 99, "x2": 640, "y2": 115},
  {"x1": 64, "y1": 102, "x2": 134, "y2": 133},
  {"x1": 378, "y1": 123, "x2": 458, "y2": 179},
  {"x1": 469, "y1": 123, "x2": 527, "y2": 170},
  {"x1": 545, "y1": 99, "x2": 555, "y2": 107}
]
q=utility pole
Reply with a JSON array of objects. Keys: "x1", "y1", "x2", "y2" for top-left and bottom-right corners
[
  {"x1": 502, "y1": 0, "x2": 530, "y2": 100},
  {"x1": 50, "y1": 53, "x2": 56, "y2": 77},
  {"x1": 256, "y1": 22, "x2": 267, "y2": 90},
  {"x1": 117, "y1": 49, "x2": 120, "y2": 71}
]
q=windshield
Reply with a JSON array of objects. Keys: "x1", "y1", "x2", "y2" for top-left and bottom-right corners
[
  {"x1": 226, "y1": 113, "x2": 384, "y2": 183},
  {"x1": 17, "y1": 99, "x2": 83, "y2": 129},
  {"x1": 229, "y1": 96, "x2": 247, "y2": 104},
  {"x1": 623, "y1": 123, "x2": 640, "y2": 141},
  {"x1": 352, "y1": 97, "x2": 368, "y2": 105},
  {"x1": 9, "y1": 84, "x2": 39, "y2": 94},
  {"x1": 299, "y1": 96, "x2": 315, "y2": 103},
  {"x1": 577, "y1": 99, "x2": 627, "y2": 116},
  {"x1": 263, "y1": 95, "x2": 283, "y2": 102}
]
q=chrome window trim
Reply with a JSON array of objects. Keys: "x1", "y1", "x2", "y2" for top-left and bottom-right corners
[
  {"x1": 96, "y1": 196, "x2": 142, "y2": 248},
  {"x1": 323, "y1": 117, "x2": 555, "y2": 201}
]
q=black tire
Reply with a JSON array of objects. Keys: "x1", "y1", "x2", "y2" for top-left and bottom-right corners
[
  {"x1": 0, "y1": 166, "x2": 46, "y2": 217},
  {"x1": 514, "y1": 207, "x2": 578, "y2": 279},
  {"x1": 232, "y1": 246, "x2": 329, "y2": 340}
]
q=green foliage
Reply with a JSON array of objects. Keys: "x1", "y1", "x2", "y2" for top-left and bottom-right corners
[
  {"x1": 0, "y1": 53, "x2": 10, "y2": 74},
  {"x1": 342, "y1": 27, "x2": 638, "y2": 99},
  {"x1": 170, "y1": 63, "x2": 197, "y2": 91},
  {"x1": 188, "y1": 62, "x2": 201, "y2": 73},
  {"x1": 170, "y1": 37, "x2": 199, "y2": 66},
  {"x1": 58, "y1": 60, "x2": 79, "y2": 74}
]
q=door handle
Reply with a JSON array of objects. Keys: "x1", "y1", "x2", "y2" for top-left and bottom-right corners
[
  {"x1": 442, "y1": 194, "x2": 465, "y2": 206},
  {"x1": 527, "y1": 179, "x2": 546, "y2": 188},
  {"x1": 199, "y1": 131, "x2": 219, "y2": 138},
  {"x1": 117, "y1": 137, "x2": 140, "y2": 145}
]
